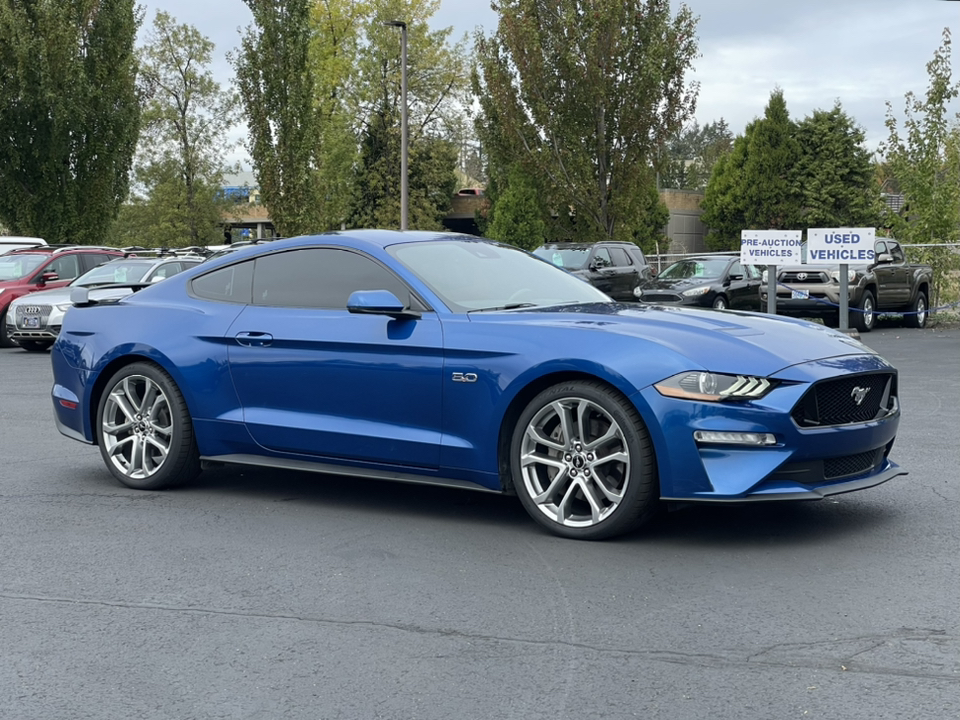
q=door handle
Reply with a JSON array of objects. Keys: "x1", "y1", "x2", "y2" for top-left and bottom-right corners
[{"x1": 235, "y1": 331, "x2": 273, "y2": 347}]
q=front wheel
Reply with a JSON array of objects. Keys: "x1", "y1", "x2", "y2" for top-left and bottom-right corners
[
  {"x1": 96, "y1": 362, "x2": 201, "y2": 490},
  {"x1": 0, "y1": 310, "x2": 15, "y2": 348},
  {"x1": 853, "y1": 290, "x2": 876, "y2": 332},
  {"x1": 712, "y1": 295, "x2": 728, "y2": 310},
  {"x1": 510, "y1": 380, "x2": 658, "y2": 540},
  {"x1": 904, "y1": 292, "x2": 928, "y2": 329}
]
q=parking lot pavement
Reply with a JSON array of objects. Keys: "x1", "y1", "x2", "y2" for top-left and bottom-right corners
[{"x1": 0, "y1": 325, "x2": 958, "y2": 720}]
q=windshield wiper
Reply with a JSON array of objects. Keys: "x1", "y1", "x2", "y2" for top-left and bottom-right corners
[{"x1": 468, "y1": 302, "x2": 539, "y2": 313}]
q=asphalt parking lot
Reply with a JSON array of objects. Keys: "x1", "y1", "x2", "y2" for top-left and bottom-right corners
[{"x1": 1, "y1": 323, "x2": 957, "y2": 720}]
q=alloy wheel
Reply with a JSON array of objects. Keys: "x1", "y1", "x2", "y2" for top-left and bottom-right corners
[
  {"x1": 101, "y1": 375, "x2": 173, "y2": 479},
  {"x1": 519, "y1": 397, "x2": 631, "y2": 528}
]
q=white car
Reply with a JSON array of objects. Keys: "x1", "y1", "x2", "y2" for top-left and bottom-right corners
[
  {"x1": 6, "y1": 255, "x2": 201, "y2": 352},
  {"x1": 0, "y1": 237, "x2": 46, "y2": 255}
]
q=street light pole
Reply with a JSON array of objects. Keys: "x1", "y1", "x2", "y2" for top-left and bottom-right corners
[{"x1": 384, "y1": 21, "x2": 408, "y2": 231}]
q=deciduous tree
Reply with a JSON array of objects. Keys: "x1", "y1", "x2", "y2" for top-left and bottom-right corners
[{"x1": 0, "y1": 0, "x2": 141, "y2": 244}]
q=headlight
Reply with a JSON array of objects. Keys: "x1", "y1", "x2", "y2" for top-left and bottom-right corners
[
  {"x1": 654, "y1": 372, "x2": 775, "y2": 401},
  {"x1": 681, "y1": 286, "x2": 710, "y2": 297},
  {"x1": 54, "y1": 303, "x2": 72, "y2": 311},
  {"x1": 830, "y1": 269, "x2": 857, "y2": 283},
  {"x1": 760, "y1": 270, "x2": 768, "y2": 283}
]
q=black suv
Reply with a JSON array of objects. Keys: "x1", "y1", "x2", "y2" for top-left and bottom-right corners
[{"x1": 533, "y1": 241, "x2": 652, "y2": 301}]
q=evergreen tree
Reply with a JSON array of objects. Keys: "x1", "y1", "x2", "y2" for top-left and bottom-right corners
[
  {"x1": 486, "y1": 166, "x2": 548, "y2": 250},
  {"x1": 0, "y1": 0, "x2": 141, "y2": 243},
  {"x1": 700, "y1": 130, "x2": 752, "y2": 250}
]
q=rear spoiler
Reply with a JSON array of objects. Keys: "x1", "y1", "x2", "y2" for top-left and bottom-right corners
[{"x1": 70, "y1": 283, "x2": 153, "y2": 307}]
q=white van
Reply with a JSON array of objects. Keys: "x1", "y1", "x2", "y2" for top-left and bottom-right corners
[{"x1": 0, "y1": 237, "x2": 47, "y2": 255}]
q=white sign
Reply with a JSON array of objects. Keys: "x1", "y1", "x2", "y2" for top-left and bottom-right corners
[
  {"x1": 739, "y1": 230, "x2": 803, "y2": 265},
  {"x1": 806, "y1": 227, "x2": 875, "y2": 265}
]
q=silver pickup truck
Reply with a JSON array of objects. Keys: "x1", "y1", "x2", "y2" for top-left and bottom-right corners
[{"x1": 759, "y1": 238, "x2": 934, "y2": 332}]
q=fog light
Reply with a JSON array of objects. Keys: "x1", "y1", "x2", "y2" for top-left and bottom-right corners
[{"x1": 693, "y1": 431, "x2": 777, "y2": 446}]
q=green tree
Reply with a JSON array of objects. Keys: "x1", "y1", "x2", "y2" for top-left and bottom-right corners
[
  {"x1": 880, "y1": 28, "x2": 960, "y2": 306},
  {"x1": 346, "y1": 0, "x2": 468, "y2": 229},
  {"x1": 123, "y1": 11, "x2": 238, "y2": 247},
  {"x1": 659, "y1": 119, "x2": 733, "y2": 192},
  {"x1": 793, "y1": 103, "x2": 879, "y2": 229},
  {"x1": 486, "y1": 165, "x2": 548, "y2": 250},
  {"x1": 0, "y1": 0, "x2": 141, "y2": 244},
  {"x1": 474, "y1": 0, "x2": 698, "y2": 245},
  {"x1": 233, "y1": 0, "x2": 324, "y2": 237},
  {"x1": 700, "y1": 130, "x2": 751, "y2": 250}
]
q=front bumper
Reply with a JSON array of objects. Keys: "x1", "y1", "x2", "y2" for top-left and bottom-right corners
[
  {"x1": 760, "y1": 283, "x2": 860, "y2": 316},
  {"x1": 635, "y1": 354, "x2": 904, "y2": 502}
]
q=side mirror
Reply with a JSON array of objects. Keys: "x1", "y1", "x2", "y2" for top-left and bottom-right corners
[
  {"x1": 347, "y1": 289, "x2": 420, "y2": 320},
  {"x1": 38, "y1": 271, "x2": 59, "y2": 285},
  {"x1": 728, "y1": 273, "x2": 744, "y2": 281},
  {"x1": 875, "y1": 253, "x2": 893, "y2": 264}
]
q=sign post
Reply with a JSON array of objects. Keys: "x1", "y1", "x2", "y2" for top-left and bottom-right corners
[
  {"x1": 739, "y1": 230, "x2": 803, "y2": 315},
  {"x1": 806, "y1": 228, "x2": 875, "y2": 332}
]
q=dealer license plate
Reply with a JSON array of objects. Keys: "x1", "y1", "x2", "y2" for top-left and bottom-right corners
[
  {"x1": 22, "y1": 315, "x2": 41, "y2": 328},
  {"x1": 791, "y1": 290, "x2": 809, "y2": 300}
]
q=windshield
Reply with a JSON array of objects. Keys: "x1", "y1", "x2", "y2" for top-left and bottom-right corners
[
  {"x1": 532, "y1": 246, "x2": 590, "y2": 270},
  {"x1": 0, "y1": 253, "x2": 47, "y2": 281},
  {"x1": 659, "y1": 258, "x2": 729, "y2": 280},
  {"x1": 73, "y1": 260, "x2": 155, "y2": 287},
  {"x1": 389, "y1": 240, "x2": 612, "y2": 312}
]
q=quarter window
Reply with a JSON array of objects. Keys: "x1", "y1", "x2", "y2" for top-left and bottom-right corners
[
  {"x1": 252, "y1": 248, "x2": 411, "y2": 309},
  {"x1": 609, "y1": 248, "x2": 633, "y2": 267},
  {"x1": 192, "y1": 261, "x2": 254, "y2": 303}
]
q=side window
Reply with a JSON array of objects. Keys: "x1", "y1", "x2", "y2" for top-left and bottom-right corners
[
  {"x1": 889, "y1": 242, "x2": 905, "y2": 263},
  {"x1": 875, "y1": 241, "x2": 887, "y2": 257},
  {"x1": 252, "y1": 248, "x2": 411, "y2": 309},
  {"x1": 148, "y1": 262, "x2": 181, "y2": 281},
  {"x1": 591, "y1": 248, "x2": 613, "y2": 268},
  {"x1": 45, "y1": 254, "x2": 80, "y2": 281},
  {"x1": 730, "y1": 261, "x2": 743, "y2": 278},
  {"x1": 191, "y1": 261, "x2": 254, "y2": 303},
  {"x1": 609, "y1": 248, "x2": 633, "y2": 267},
  {"x1": 80, "y1": 253, "x2": 115, "y2": 273}
]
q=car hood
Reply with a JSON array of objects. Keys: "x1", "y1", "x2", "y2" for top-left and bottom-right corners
[
  {"x1": 7, "y1": 285, "x2": 75, "y2": 305},
  {"x1": 640, "y1": 277, "x2": 715, "y2": 292},
  {"x1": 478, "y1": 302, "x2": 875, "y2": 377}
]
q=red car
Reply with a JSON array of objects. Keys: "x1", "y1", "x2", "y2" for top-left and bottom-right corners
[{"x1": 0, "y1": 245, "x2": 123, "y2": 347}]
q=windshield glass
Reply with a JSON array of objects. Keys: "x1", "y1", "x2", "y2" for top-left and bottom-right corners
[
  {"x1": 0, "y1": 254, "x2": 47, "y2": 281},
  {"x1": 659, "y1": 258, "x2": 729, "y2": 280},
  {"x1": 389, "y1": 240, "x2": 612, "y2": 312},
  {"x1": 532, "y1": 246, "x2": 590, "y2": 270},
  {"x1": 74, "y1": 260, "x2": 155, "y2": 287}
]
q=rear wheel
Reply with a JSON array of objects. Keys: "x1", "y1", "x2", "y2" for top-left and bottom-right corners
[
  {"x1": 510, "y1": 380, "x2": 658, "y2": 540},
  {"x1": 96, "y1": 362, "x2": 201, "y2": 490},
  {"x1": 18, "y1": 339, "x2": 53, "y2": 352},
  {"x1": 853, "y1": 290, "x2": 876, "y2": 332},
  {"x1": 904, "y1": 291, "x2": 928, "y2": 329}
]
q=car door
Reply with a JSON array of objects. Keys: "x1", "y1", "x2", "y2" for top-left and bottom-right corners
[
  {"x1": 608, "y1": 247, "x2": 638, "y2": 300},
  {"x1": 227, "y1": 246, "x2": 444, "y2": 468},
  {"x1": 724, "y1": 260, "x2": 756, "y2": 309},
  {"x1": 32, "y1": 253, "x2": 81, "y2": 290},
  {"x1": 586, "y1": 247, "x2": 616, "y2": 296},
  {"x1": 886, "y1": 242, "x2": 911, "y2": 306},
  {"x1": 872, "y1": 241, "x2": 898, "y2": 309}
]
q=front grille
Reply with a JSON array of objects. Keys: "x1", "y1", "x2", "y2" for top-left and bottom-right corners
[
  {"x1": 781, "y1": 271, "x2": 828, "y2": 284},
  {"x1": 14, "y1": 304, "x2": 52, "y2": 329},
  {"x1": 823, "y1": 448, "x2": 884, "y2": 480},
  {"x1": 791, "y1": 372, "x2": 896, "y2": 427},
  {"x1": 641, "y1": 293, "x2": 683, "y2": 303}
]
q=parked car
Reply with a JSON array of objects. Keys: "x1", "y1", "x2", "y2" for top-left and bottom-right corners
[
  {"x1": 760, "y1": 238, "x2": 934, "y2": 331},
  {"x1": 52, "y1": 230, "x2": 904, "y2": 540},
  {"x1": 6, "y1": 255, "x2": 202, "y2": 351},
  {"x1": 0, "y1": 245, "x2": 123, "y2": 347},
  {"x1": 635, "y1": 256, "x2": 763, "y2": 310},
  {"x1": 533, "y1": 241, "x2": 652, "y2": 301},
  {"x1": 0, "y1": 236, "x2": 47, "y2": 255}
]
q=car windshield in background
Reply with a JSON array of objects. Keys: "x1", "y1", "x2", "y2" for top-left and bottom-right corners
[
  {"x1": 532, "y1": 246, "x2": 590, "y2": 270},
  {"x1": 74, "y1": 261, "x2": 155, "y2": 287},
  {"x1": 390, "y1": 240, "x2": 612, "y2": 312},
  {"x1": 659, "y1": 258, "x2": 729, "y2": 280},
  {"x1": 0, "y1": 254, "x2": 47, "y2": 281}
]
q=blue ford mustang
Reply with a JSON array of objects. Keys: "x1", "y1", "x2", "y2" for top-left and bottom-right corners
[{"x1": 51, "y1": 231, "x2": 904, "y2": 539}]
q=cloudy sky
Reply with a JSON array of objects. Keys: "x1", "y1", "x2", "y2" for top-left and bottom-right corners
[{"x1": 141, "y1": 0, "x2": 959, "y2": 162}]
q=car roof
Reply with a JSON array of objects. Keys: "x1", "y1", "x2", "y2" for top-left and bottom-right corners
[
  {"x1": 538, "y1": 241, "x2": 637, "y2": 249},
  {"x1": 260, "y1": 229, "x2": 485, "y2": 252}
]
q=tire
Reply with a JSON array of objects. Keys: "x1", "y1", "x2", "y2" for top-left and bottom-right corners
[
  {"x1": 904, "y1": 291, "x2": 928, "y2": 329},
  {"x1": 96, "y1": 362, "x2": 201, "y2": 490},
  {"x1": 510, "y1": 380, "x2": 659, "y2": 540},
  {"x1": 712, "y1": 295, "x2": 728, "y2": 310},
  {"x1": 823, "y1": 313, "x2": 841, "y2": 328},
  {"x1": 853, "y1": 290, "x2": 876, "y2": 333},
  {"x1": 18, "y1": 339, "x2": 53, "y2": 352},
  {"x1": 0, "y1": 309, "x2": 15, "y2": 348}
]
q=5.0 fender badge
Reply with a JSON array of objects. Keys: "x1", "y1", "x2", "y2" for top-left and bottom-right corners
[{"x1": 452, "y1": 372, "x2": 478, "y2": 383}]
